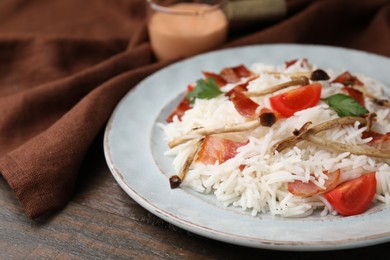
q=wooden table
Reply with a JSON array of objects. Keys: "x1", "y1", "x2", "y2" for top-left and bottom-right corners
[{"x1": 1, "y1": 135, "x2": 390, "y2": 259}]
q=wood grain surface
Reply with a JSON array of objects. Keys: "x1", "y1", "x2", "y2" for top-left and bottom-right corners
[{"x1": 1, "y1": 135, "x2": 390, "y2": 259}]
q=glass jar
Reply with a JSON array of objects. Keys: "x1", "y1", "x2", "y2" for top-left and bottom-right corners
[{"x1": 147, "y1": 0, "x2": 228, "y2": 61}]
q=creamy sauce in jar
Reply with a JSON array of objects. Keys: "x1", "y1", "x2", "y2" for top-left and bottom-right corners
[{"x1": 148, "y1": 3, "x2": 228, "y2": 61}]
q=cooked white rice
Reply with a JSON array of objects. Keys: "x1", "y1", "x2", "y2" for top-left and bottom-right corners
[{"x1": 160, "y1": 59, "x2": 390, "y2": 218}]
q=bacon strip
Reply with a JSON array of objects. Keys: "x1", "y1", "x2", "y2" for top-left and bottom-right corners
[
  {"x1": 226, "y1": 88, "x2": 259, "y2": 119},
  {"x1": 220, "y1": 68, "x2": 241, "y2": 83},
  {"x1": 196, "y1": 136, "x2": 247, "y2": 165},
  {"x1": 285, "y1": 58, "x2": 309, "y2": 69},
  {"x1": 363, "y1": 131, "x2": 390, "y2": 150},
  {"x1": 203, "y1": 64, "x2": 254, "y2": 87},
  {"x1": 342, "y1": 86, "x2": 365, "y2": 106},
  {"x1": 202, "y1": 71, "x2": 227, "y2": 87},
  {"x1": 332, "y1": 71, "x2": 364, "y2": 86},
  {"x1": 288, "y1": 170, "x2": 340, "y2": 197},
  {"x1": 166, "y1": 95, "x2": 191, "y2": 123},
  {"x1": 233, "y1": 64, "x2": 253, "y2": 78}
]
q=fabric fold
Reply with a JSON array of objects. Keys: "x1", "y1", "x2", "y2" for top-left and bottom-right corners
[{"x1": 0, "y1": 57, "x2": 168, "y2": 218}]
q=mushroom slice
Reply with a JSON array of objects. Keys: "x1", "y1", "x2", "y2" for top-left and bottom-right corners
[
  {"x1": 272, "y1": 116, "x2": 368, "y2": 153},
  {"x1": 169, "y1": 139, "x2": 204, "y2": 189},
  {"x1": 302, "y1": 133, "x2": 390, "y2": 159},
  {"x1": 169, "y1": 118, "x2": 262, "y2": 148},
  {"x1": 363, "y1": 112, "x2": 376, "y2": 132},
  {"x1": 374, "y1": 98, "x2": 390, "y2": 108},
  {"x1": 245, "y1": 76, "x2": 309, "y2": 97},
  {"x1": 263, "y1": 71, "x2": 312, "y2": 79},
  {"x1": 272, "y1": 115, "x2": 390, "y2": 159},
  {"x1": 272, "y1": 122, "x2": 312, "y2": 153}
]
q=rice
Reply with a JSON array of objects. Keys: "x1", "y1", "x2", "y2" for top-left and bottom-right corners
[{"x1": 160, "y1": 59, "x2": 390, "y2": 218}]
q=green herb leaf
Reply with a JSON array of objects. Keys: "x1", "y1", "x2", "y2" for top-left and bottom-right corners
[
  {"x1": 323, "y1": 93, "x2": 369, "y2": 117},
  {"x1": 187, "y1": 78, "x2": 223, "y2": 103}
]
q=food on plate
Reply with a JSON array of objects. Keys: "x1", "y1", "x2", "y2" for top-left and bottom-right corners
[{"x1": 160, "y1": 58, "x2": 390, "y2": 218}]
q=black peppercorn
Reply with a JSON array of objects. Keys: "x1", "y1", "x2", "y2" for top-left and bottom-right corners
[{"x1": 310, "y1": 69, "x2": 330, "y2": 81}]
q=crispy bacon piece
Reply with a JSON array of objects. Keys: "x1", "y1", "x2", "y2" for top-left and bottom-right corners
[
  {"x1": 288, "y1": 170, "x2": 341, "y2": 197},
  {"x1": 202, "y1": 71, "x2": 227, "y2": 87},
  {"x1": 226, "y1": 88, "x2": 259, "y2": 119},
  {"x1": 233, "y1": 82, "x2": 249, "y2": 92},
  {"x1": 363, "y1": 131, "x2": 390, "y2": 150},
  {"x1": 233, "y1": 64, "x2": 253, "y2": 78},
  {"x1": 220, "y1": 65, "x2": 255, "y2": 83},
  {"x1": 168, "y1": 65, "x2": 256, "y2": 122},
  {"x1": 166, "y1": 96, "x2": 191, "y2": 123},
  {"x1": 342, "y1": 86, "x2": 365, "y2": 106},
  {"x1": 285, "y1": 58, "x2": 309, "y2": 69},
  {"x1": 232, "y1": 74, "x2": 260, "y2": 92},
  {"x1": 220, "y1": 68, "x2": 241, "y2": 83},
  {"x1": 285, "y1": 59, "x2": 298, "y2": 68},
  {"x1": 196, "y1": 136, "x2": 247, "y2": 165},
  {"x1": 332, "y1": 71, "x2": 364, "y2": 86},
  {"x1": 226, "y1": 85, "x2": 279, "y2": 122},
  {"x1": 203, "y1": 64, "x2": 254, "y2": 87}
]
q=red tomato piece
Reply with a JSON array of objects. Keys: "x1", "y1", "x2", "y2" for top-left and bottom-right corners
[
  {"x1": 166, "y1": 96, "x2": 191, "y2": 123},
  {"x1": 332, "y1": 71, "x2": 364, "y2": 86},
  {"x1": 324, "y1": 172, "x2": 377, "y2": 216},
  {"x1": 226, "y1": 88, "x2": 259, "y2": 118},
  {"x1": 342, "y1": 86, "x2": 365, "y2": 106},
  {"x1": 269, "y1": 83, "x2": 322, "y2": 117},
  {"x1": 196, "y1": 136, "x2": 247, "y2": 165},
  {"x1": 187, "y1": 84, "x2": 195, "y2": 92},
  {"x1": 288, "y1": 170, "x2": 340, "y2": 197}
]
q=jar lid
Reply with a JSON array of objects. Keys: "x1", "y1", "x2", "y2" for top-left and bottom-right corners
[{"x1": 224, "y1": 0, "x2": 287, "y2": 21}]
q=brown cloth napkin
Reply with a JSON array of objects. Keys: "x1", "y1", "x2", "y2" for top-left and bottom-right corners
[{"x1": 0, "y1": 0, "x2": 389, "y2": 219}]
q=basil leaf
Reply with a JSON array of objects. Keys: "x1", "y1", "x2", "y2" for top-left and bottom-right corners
[
  {"x1": 323, "y1": 93, "x2": 369, "y2": 117},
  {"x1": 187, "y1": 78, "x2": 223, "y2": 103}
]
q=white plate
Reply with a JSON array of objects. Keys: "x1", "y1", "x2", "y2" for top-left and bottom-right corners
[{"x1": 104, "y1": 44, "x2": 390, "y2": 251}]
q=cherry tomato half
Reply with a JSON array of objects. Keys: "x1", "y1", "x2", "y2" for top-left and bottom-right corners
[
  {"x1": 270, "y1": 83, "x2": 322, "y2": 117},
  {"x1": 324, "y1": 172, "x2": 377, "y2": 216}
]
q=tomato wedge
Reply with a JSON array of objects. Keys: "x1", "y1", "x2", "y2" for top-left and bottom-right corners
[
  {"x1": 288, "y1": 170, "x2": 340, "y2": 197},
  {"x1": 324, "y1": 172, "x2": 377, "y2": 216},
  {"x1": 270, "y1": 83, "x2": 322, "y2": 117}
]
